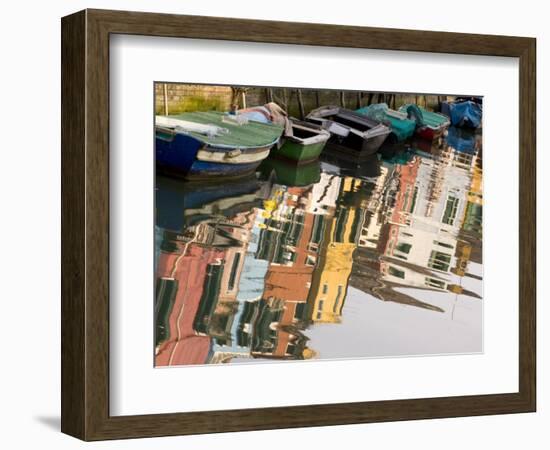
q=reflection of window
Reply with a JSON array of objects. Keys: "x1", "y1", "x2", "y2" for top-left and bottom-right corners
[
  {"x1": 316, "y1": 311, "x2": 322, "y2": 320},
  {"x1": 306, "y1": 255, "x2": 316, "y2": 266},
  {"x1": 395, "y1": 242, "x2": 412, "y2": 254},
  {"x1": 295, "y1": 302, "x2": 306, "y2": 319},
  {"x1": 428, "y1": 251, "x2": 451, "y2": 272},
  {"x1": 311, "y1": 215, "x2": 325, "y2": 245},
  {"x1": 388, "y1": 266, "x2": 405, "y2": 279},
  {"x1": 442, "y1": 195, "x2": 459, "y2": 225},
  {"x1": 227, "y1": 253, "x2": 241, "y2": 291},
  {"x1": 425, "y1": 277, "x2": 446, "y2": 289},
  {"x1": 403, "y1": 186, "x2": 418, "y2": 213},
  {"x1": 433, "y1": 240, "x2": 453, "y2": 249},
  {"x1": 318, "y1": 299, "x2": 324, "y2": 310},
  {"x1": 333, "y1": 285, "x2": 344, "y2": 313},
  {"x1": 322, "y1": 284, "x2": 328, "y2": 294}
]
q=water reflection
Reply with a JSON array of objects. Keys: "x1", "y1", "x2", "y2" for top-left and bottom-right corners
[{"x1": 155, "y1": 128, "x2": 483, "y2": 366}]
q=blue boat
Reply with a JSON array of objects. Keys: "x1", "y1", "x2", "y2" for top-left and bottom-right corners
[
  {"x1": 440, "y1": 99, "x2": 482, "y2": 129},
  {"x1": 155, "y1": 111, "x2": 284, "y2": 179}
]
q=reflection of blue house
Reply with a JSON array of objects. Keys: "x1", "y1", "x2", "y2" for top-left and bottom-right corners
[{"x1": 237, "y1": 226, "x2": 270, "y2": 301}]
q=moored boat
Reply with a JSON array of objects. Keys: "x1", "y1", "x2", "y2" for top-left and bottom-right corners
[
  {"x1": 305, "y1": 106, "x2": 391, "y2": 156},
  {"x1": 399, "y1": 104, "x2": 450, "y2": 140},
  {"x1": 273, "y1": 119, "x2": 330, "y2": 163},
  {"x1": 155, "y1": 111, "x2": 284, "y2": 179},
  {"x1": 440, "y1": 98, "x2": 482, "y2": 129},
  {"x1": 237, "y1": 104, "x2": 330, "y2": 164},
  {"x1": 356, "y1": 103, "x2": 416, "y2": 143}
]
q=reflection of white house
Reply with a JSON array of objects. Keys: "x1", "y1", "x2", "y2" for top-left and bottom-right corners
[
  {"x1": 381, "y1": 149, "x2": 474, "y2": 290},
  {"x1": 307, "y1": 172, "x2": 341, "y2": 215}
]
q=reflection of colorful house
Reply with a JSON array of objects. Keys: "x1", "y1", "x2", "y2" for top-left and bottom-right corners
[
  {"x1": 377, "y1": 146, "x2": 478, "y2": 293},
  {"x1": 155, "y1": 228, "x2": 225, "y2": 366},
  {"x1": 191, "y1": 211, "x2": 257, "y2": 346},
  {"x1": 462, "y1": 163, "x2": 483, "y2": 237},
  {"x1": 308, "y1": 177, "x2": 364, "y2": 324},
  {"x1": 233, "y1": 299, "x2": 310, "y2": 360}
]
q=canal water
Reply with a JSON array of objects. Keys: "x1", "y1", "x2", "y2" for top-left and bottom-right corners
[{"x1": 154, "y1": 127, "x2": 483, "y2": 367}]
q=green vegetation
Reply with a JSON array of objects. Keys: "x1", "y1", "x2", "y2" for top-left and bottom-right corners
[{"x1": 156, "y1": 95, "x2": 229, "y2": 115}]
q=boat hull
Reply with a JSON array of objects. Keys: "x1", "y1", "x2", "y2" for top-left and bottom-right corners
[
  {"x1": 273, "y1": 139, "x2": 326, "y2": 163},
  {"x1": 156, "y1": 131, "x2": 272, "y2": 179},
  {"x1": 415, "y1": 125, "x2": 446, "y2": 141},
  {"x1": 306, "y1": 106, "x2": 391, "y2": 156}
]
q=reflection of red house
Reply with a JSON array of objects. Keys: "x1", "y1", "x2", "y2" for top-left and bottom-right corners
[
  {"x1": 377, "y1": 158, "x2": 420, "y2": 272},
  {"x1": 389, "y1": 157, "x2": 420, "y2": 225},
  {"x1": 155, "y1": 242, "x2": 224, "y2": 366}
]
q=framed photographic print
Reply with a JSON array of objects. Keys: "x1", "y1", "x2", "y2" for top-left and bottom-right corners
[{"x1": 61, "y1": 9, "x2": 536, "y2": 441}]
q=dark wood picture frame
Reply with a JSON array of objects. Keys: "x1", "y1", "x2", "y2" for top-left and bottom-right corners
[{"x1": 61, "y1": 8, "x2": 536, "y2": 441}]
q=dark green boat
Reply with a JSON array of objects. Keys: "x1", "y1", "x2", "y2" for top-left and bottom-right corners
[{"x1": 271, "y1": 119, "x2": 330, "y2": 164}]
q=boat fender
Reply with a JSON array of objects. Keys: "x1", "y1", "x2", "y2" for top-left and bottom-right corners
[{"x1": 225, "y1": 149, "x2": 242, "y2": 159}]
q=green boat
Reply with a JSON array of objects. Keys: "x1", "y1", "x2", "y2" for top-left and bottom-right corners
[
  {"x1": 356, "y1": 103, "x2": 416, "y2": 143},
  {"x1": 271, "y1": 119, "x2": 330, "y2": 164},
  {"x1": 398, "y1": 104, "x2": 450, "y2": 140}
]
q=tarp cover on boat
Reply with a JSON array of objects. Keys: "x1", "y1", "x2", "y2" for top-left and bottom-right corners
[
  {"x1": 443, "y1": 101, "x2": 482, "y2": 129},
  {"x1": 156, "y1": 111, "x2": 284, "y2": 148},
  {"x1": 399, "y1": 104, "x2": 449, "y2": 129},
  {"x1": 356, "y1": 104, "x2": 416, "y2": 142}
]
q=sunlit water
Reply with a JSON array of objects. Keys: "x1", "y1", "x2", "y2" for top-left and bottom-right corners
[{"x1": 154, "y1": 127, "x2": 483, "y2": 366}]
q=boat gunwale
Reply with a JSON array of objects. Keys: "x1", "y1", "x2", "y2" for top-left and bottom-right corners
[
  {"x1": 286, "y1": 121, "x2": 331, "y2": 146},
  {"x1": 155, "y1": 124, "x2": 282, "y2": 151}
]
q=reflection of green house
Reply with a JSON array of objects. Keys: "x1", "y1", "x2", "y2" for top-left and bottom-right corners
[
  {"x1": 256, "y1": 214, "x2": 305, "y2": 264},
  {"x1": 155, "y1": 278, "x2": 178, "y2": 346},
  {"x1": 236, "y1": 301, "x2": 259, "y2": 348},
  {"x1": 235, "y1": 299, "x2": 309, "y2": 359},
  {"x1": 463, "y1": 202, "x2": 483, "y2": 235},
  {"x1": 252, "y1": 300, "x2": 284, "y2": 354}
]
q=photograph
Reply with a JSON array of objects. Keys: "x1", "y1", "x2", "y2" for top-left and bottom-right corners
[{"x1": 153, "y1": 83, "x2": 484, "y2": 367}]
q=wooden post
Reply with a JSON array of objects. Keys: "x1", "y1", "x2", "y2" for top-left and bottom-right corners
[
  {"x1": 297, "y1": 89, "x2": 305, "y2": 119},
  {"x1": 163, "y1": 83, "x2": 168, "y2": 115},
  {"x1": 340, "y1": 91, "x2": 345, "y2": 108},
  {"x1": 315, "y1": 91, "x2": 320, "y2": 108},
  {"x1": 241, "y1": 91, "x2": 247, "y2": 109},
  {"x1": 356, "y1": 92, "x2": 362, "y2": 108},
  {"x1": 266, "y1": 88, "x2": 274, "y2": 103},
  {"x1": 367, "y1": 93, "x2": 374, "y2": 105},
  {"x1": 282, "y1": 88, "x2": 289, "y2": 111}
]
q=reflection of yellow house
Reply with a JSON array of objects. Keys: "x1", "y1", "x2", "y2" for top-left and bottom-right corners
[
  {"x1": 461, "y1": 164, "x2": 483, "y2": 236},
  {"x1": 467, "y1": 165, "x2": 483, "y2": 205},
  {"x1": 307, "y1": 177, "x2": 363, "y2": 324}
]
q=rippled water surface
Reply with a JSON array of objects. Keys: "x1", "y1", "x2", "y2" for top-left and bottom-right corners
[{"x1": 154, "y1": 129, "x2": 483, "y2": 366}]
